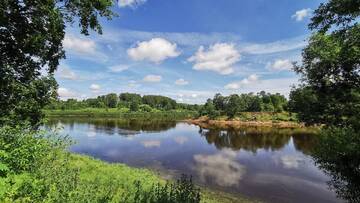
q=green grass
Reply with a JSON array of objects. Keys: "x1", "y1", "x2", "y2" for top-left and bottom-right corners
[
  {"x1": 212, "y1": 112, "x2": 298, "y2": 122},
  {"x1": 44, "y1": 108, "x2": 197, "y2": 120},
  {"x1": 69, "y1": 154, "x2": 258, "y2": 203}
]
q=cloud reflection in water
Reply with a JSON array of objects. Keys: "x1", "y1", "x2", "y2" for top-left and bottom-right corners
[
  {"x1": 193, "y1": 149, "x2": 246, "y2": 187},
  {"x1": 141, "y1": 140, "x2": 161, "y2": 148}
]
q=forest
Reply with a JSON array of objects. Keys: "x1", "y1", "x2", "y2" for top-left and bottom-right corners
[{"x1": 45, "y1": 91, "x2": 290, "y2": 121}]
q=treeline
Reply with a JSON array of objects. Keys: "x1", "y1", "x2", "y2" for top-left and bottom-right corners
[
  {"x1": 46, "y1": 93, "x2": 200, "y2": 112},
  {"x1": 46, "y1": 91, "x2": 289, "y2": 119},
  {"x1": 199, "y1": 91, "x2": 288, "y2": 118}
]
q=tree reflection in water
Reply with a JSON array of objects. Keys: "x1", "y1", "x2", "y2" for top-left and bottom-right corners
[
  {"x1": 200, "y1": 126, "x2": 360, "y2": 202},
  {"x1": 46, "y1": 118, "x2": 177, "y2": 136},
  {"x1": 199, "y1": 127, "x2": 317, "y2": 154},
  {"x1": 312, "y1": 127, "x2": 360, "y2": 203}
]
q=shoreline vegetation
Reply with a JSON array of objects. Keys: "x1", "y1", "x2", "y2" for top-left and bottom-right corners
[
  {"x1": 187, "y1": 115, "x2": 305, "y2": 129},
  {"x1": 44, "y1": 109, "x2": 197, "y2": 120},
  {"x1": 45, "y1": 109, "x2": 316, "y2": 129},
  {"x1": 69, "y1": 154, "x2": 259, "y2": 203}
]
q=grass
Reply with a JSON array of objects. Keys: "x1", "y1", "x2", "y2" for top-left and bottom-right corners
[
  {"x1": 44, "y1": 108, "x2": 197, "y2": 120},
  {"x1": 69, "y1": 154, "x2": 258, "y2": 203},
  {"x1": 229, "y1": 112, "x2": 298, "y2": 122}
]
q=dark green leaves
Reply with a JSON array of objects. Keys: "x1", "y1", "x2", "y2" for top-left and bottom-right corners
[{"x1": 0, "y1": 0, "x2": 116, "y2": 125}]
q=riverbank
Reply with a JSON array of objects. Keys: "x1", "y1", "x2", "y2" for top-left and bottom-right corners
[
  {"x1": 70, "y1": 154, "x2": 259, "y2": 203},
  {"x1": 187, "y1": 115, "x2": 307, "y2": 129},
  {"x1": 44, "y1": 108, "x2": 197, "y2": 120}
]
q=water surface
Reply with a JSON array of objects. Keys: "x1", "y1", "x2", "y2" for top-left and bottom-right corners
[{"x1": 46, "y1": 118, "x2": 343, "y2": 203}]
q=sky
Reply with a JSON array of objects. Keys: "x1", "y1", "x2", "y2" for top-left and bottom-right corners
[{"x1": 56, "y1": 0, "x2": 325, "y2": 104}]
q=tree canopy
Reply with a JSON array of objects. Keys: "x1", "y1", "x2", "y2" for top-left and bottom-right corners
[
  {"x1": 0, "y1": 0, "x2": 116, "y2": 125},
  {"x1": 199, "y1": 92, "x2": 288, "y2": 119},
  {"x1": 289, "y1": 1, "x2": 360, "y2": 201},
  {"x1": 290, "y1": 0, "x2": 360, "y2": 128}
]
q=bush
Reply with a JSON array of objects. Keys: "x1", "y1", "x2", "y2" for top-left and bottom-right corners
[{"x1": 131, "y1": 175, "x2": 201, "y2": 203}]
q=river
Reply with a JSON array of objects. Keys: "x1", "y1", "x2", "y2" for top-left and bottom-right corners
[{"x1": 45, "y1": 118, "x2": 344, "y2": 203}]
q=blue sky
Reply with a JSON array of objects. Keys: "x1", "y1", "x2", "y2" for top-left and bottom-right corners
[{"x1": 56, "y1": 0, "x2": 324, "y2": 103}]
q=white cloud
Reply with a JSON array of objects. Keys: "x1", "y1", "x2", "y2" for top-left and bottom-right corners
[
  {"x1": 89, "y1": 84, "x2": 101, "y2": 91},
  {"x1": 108, "y1": 65, "x2": 129, "y2": 73},
  {"x1": 292, "y1": 8, "x2": 312, "y2": 21},
  {"x1": 193, "y1": 150, "x2": 246, "y2": 187},
  {"x1": 225, "y1": 74, "x2": 259, "y2": 90},
  {"x1": 143, "y1": 74, "x2": 162, "y2": 82},
  {"x1": 240, "y1": 36, "x2": 307, "y2": 55},
  {"x1": 175, "y1": 78, "x2": 189, "y2": 85},
  {"x1": 57, "y1": 65, "x2": 78, "y2": 80},
  {"x1": 225, "y1": 77, "x2": 299, "y2": 97},
  {"x1": 57, "y1": 87, "x2": 76, "y2": 98},
  {"x1": 267, "y1": 59, "x2": 294, "y2": 71},
  {"x1": 118, "y1": 0, "x2": 146, "y2": 8},
  {"x1": 127, "y1": 38, "x2": 180, "y2": 63},
  {"x1": 188, "y1": 43, "x2": 240, "y2": 75},
  {"x1": 63, "y1": 35, "x2": 97, "y2": 56}
]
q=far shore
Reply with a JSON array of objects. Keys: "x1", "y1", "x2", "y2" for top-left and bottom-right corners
[{"x1": 186, "y1": 116, "x2": 309, "y2": 129}]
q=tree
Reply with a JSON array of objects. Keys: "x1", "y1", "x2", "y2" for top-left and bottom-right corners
[
  {"x1": 292, "y1": 0, "x2": 360, "y2": 128},
  {"x1": 0, "y1": 0, "x2": 116, "y2": 125},
  {"x1": 247, "y1": 95, "x2": 262, "y2": 112},
  {"x1": 104, "y1": 93, "x2": 118, "y2": 108},
  {"x1": 288, "y1": 86, "x2": 322, "y2": 125},
  {"x1": 199, "y1": 99, "x2": 219, "y2": 119},
  {"x1": 213, "y1": 93, "x2": 225, "y2": 111},
  {"x1": 119, "y1": 93, "x2": 142, "y2": 106},
  {"x1": 130, "y1": 101, "x2": 139, "y2": 112},
  {"x1": 224, "y1": 95, "x2": 244, "y2": 118},
  {"x1": 270, "y1": 93, "x2": 287, "y2": 112},
  {"x1": 290, "y1": 1, "x2": 360, "y2": 202}
]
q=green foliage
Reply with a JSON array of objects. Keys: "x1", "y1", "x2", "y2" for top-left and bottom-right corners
[
  {"x1": 130, "y1": 101, "x2": 140, "y2": 112},
  {"x1": 0, "y1": 0, "x2": 116, "y2": 125},
  {"x1": 288, "y1": 86, "x2": 322, "y2": 125},
  {"x1": 44, "y1": 108, "x2": 197, "y2": 121},
  {"x1": 309, "y1": 0, "x2": 360, "y2": 33},
  {"x1": 199, "y1": 99, "x2": 219, "y2": 119},
  {"x1": 45, "y1": 92, "x2": 200, "y2": 114},
  {"x1": 0, "y1": 125, "x2": 203, "y2": 203},
  {"x1": 200, "y1": 92, "x2": 288, "y2": 119},
  {"x1": 290, "y1": 0, "x2": 360, "y2": 128},
  {"x1": 142, "y1": 95, "x2": 177, "y2": 110},
  {"x1": 291, "y1": 2, "x2": 360, "y2": 202},
  {"x1": 224, "y1": 95, "x2": 244, "y2": 118},
  {"x1": 139, "y1": 104, "x2": 154, "y2": 112},
  {"x1": 131, "y1": 175, "x2": 201, "y2": 203}
]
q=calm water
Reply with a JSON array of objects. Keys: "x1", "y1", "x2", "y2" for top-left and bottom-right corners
[{"x1": 46, "y1": 118, "x2": 343, "y2": 203}]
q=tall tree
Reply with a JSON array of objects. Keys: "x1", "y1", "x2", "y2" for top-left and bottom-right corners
[
  {"x1": 0, "y1": 0, "x2": 116, "y2": 125},
  {"x1": 290, "y1": 1, "x2": 360, "y2": 201},
  {"x1": 291, "y1": 0, "x2": 360, "y2": 128}
]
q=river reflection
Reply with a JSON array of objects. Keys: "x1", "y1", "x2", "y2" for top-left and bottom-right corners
[
  {"x1": 199, "y1": 127, "x2": 318, "y2": 154},
  {"x1": 45, "y1": 118, "x2": 344, "y2": 203}
]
